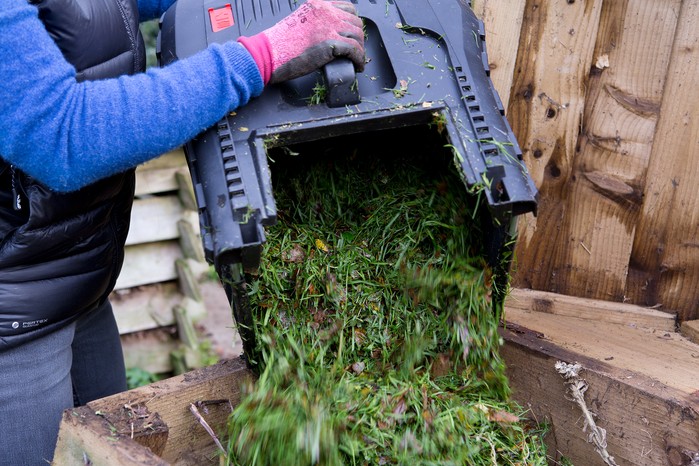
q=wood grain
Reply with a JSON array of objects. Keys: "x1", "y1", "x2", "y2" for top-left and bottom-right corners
[
  {"x1": 135, "y1": 150, "x2": 187, "y2": 197},
  {"x1": 111, "y1": 282, "x2": 182, "y2": 334},
  {"x1": 541, "y1": 0, "x2": 681, "y2": 302},
  {"x1": 627, "y1": 0, "x2": 699, "y2": 320},
  {"x1": 91, "y1": 358, "x2": 254, "y2": 465},
  {"x1": 680, "y1": 320, "x2": 699, "y2": 345},
  {"x1": 54, "y1": 359, "x2": 255, "y2": 465},
  {"x1": 116, "y1": 241, "x2": 183, "y2": 290},
  {"x1": 505, "y1": 288, "x2": 676, "y2": 331},
  {"x1": 471, "y1": 0, "x2": 526, "y2": 109},
  {"x1": 680, "y1": 320, "x2": 699, "y2": 344},
  {"x1": 501, "y1": 318, "x2": 699, "y2": 466},
  {"x1": 53, "y1": 407, "x2": 168, "y2": 466},
  {"x1": 125, "y1": 196, "x2": 197, "y2": 246},
  {"x1": 121, "y1": 328, "x2": 180, "y2": 375},
  {"x1": 504, "y1": 306, "x2": 699, "y2": 393},
  {"x1": 506, "y1": 0, "x2": 604, "y2": 291}
]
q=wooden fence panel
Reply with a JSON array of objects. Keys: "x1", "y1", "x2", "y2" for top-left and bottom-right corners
[
  {"x1": 477, "y1": 1, "x2": 699, "y2": 320},
  {"x1": 470, "y1": 0, "x2": 526, "y2": 109},
  {"x1": 502, "y1": 0, "x2": 604, "y2": 291},
  {"x1": 627, "y1": 0, "x2": 699, "y2": 320},
  {"x1": 536, "y1": 0, "x2": 681, "y2": 302}
]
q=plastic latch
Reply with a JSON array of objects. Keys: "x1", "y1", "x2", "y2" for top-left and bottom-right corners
[{"x1": 323, "y1": 58, "x2": 360, "y2": 108}]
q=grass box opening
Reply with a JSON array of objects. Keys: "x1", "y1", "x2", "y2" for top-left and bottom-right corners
[{"x1": 220, "y1": 124, "x2": 548, "y2": 465}]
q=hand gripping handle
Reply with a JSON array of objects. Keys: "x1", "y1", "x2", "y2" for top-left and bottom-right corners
[{"x1": 323, "y1": 58, "x2": 361, "y2": 107}]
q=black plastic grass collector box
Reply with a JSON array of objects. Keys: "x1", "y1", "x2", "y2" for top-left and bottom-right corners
[{"x1": 158, "y1": 0, "x2": 538, "y2": 272}]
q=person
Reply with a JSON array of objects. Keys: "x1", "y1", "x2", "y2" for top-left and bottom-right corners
[{"x1": 0, "y1": 0, "x2": 364, "y2": 464}]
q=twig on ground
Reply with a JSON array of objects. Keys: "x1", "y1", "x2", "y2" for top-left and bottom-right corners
[
  {"x1": 190, "y1": 402, "x2": 227, "y2": 461},
  {"x1": 683, "y1": 449, "x2": 699, "y2": 466},
  {"x1": 555, "y1": 361, "x2": 618, "y2": 466}
]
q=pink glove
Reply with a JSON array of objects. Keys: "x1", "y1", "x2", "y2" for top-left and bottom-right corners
[{"x1": 238, "y1": 0, "x2": 365, "y2": 85}]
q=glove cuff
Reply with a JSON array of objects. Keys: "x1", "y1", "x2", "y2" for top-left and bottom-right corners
[{"x1": 237, "y1": 33, "x2": 273, "y2": 85}]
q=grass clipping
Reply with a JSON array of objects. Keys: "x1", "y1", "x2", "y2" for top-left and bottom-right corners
[{"x1": 223, "y1": 132, "x2": 547, "y2": 465}]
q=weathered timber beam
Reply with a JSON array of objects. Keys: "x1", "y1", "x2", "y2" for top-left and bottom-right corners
[
  {"x1": 54, "y1": 358, "x2": 255, "y2": 465},
  {"x1": 506, "y1": 288, "x2": 677, "y2": 332},
  {"x1": 501, "y1": 324, "x2": 699, "y2": 466}
]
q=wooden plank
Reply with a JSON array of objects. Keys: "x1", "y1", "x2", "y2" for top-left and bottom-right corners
[
  {"x1": 137, "y1": 149, "x2": 186, "y2": 171},
  {"x1": 121, "y1": 328, "x2": 179, "y2": 375},
  {"x1": 111, "y1": 282, "x2": 182, "y2": 334},
  {"x1": 176, "y1": 169, "x2": 198, "y2": 212},
  {"x1": 507, "y1": 0, "x2": 604, "y2": 291},
  {"x1": 501, "y1": 324, "x2": 699, "y2": 466},
  {"x1": 506, "y1": 288, "x2": 676, "y2": 332},
  {"x1": 680, "y1": 320, "x2": 699, "y2": 346},
  {"x1": 54, "y1": 359, "x2": 255, "y2": 466},
  {"x1": 503, "y1": 305, "x2": 699, "y2": 464},
  {"x1": 195, "y1": 280, "x2": 244, "y2": 360},
  {"x1": 115, "y1": 240, "x2": 183, "y2": 290},
  {"x1": 53, "y1": 407, "x2": 168, "y2": 466},
  {"x1": 626, "y1": 0, "x2": 699, "y2": 321},
  {"x1": 135, "y1": 149, "x2": 187, "y2": 196},
  {"x1": 532, "y1": 0, "x2": 682, "y2": 303},
  {"x1": 176, "y1": 258, "x2": 203, "y2": 303},
  {"x1": 126, "y1": 196, "x2": 187, "y2": 246},
  {"x1": 135, "y1": 165, "x2": 181, "y2": 197},
  {"x1": 503, "y1": 307, "x2": 699, "y2": 395},
  {"x1": 178, "y1": 219, "x2": 205, "y2": 263},
  {"x1": 90, "y1": 359, "x2": 254, "y2": 465},
  {"x1": 471, "y1": 0, "x2": 526, "y2": 109}
]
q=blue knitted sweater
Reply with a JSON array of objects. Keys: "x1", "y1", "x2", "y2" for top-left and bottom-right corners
[{"x1": 0, "y1": 0, "x2": 264, "y2": 192}]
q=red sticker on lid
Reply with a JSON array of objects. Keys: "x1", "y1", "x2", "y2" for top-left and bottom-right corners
[{"x1": 209, "y1": 4, "x2": 234, "y2": 33}]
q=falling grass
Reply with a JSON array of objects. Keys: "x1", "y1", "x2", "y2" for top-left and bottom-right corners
[{"x1": 224, "y1": 127, "x2": 548, "y2": 465}]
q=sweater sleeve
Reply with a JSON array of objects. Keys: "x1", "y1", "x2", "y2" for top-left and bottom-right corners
[
  {"x1": 0, "y1": 0, "x2": 264, "y2": 192},
  {"x1": 137, "y1": 0, "x2": 177, "y2": 21}
]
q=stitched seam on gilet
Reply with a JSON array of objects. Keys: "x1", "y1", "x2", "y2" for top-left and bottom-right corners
[{"x1": 114, "y1": 0, "x2": 138, "y2": 73}]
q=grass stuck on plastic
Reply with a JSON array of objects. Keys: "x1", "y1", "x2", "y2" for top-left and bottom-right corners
[{"x1": 222, "y1": 126, "x2": 548, "y2": 465}]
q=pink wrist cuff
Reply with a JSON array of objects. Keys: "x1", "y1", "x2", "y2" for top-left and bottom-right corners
[{"x1": 237, "y1": 33, "x2": 273, "y2": 85}]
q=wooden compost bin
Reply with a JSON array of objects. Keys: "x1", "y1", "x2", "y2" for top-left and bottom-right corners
[
  {"x1": 54, "y1": 359, "x2": 255, "y2": 465},
  {"x1": 53, "y1": 1, "x2": 699, "y2": 465},
  {"x1": 478, "y1": 0, "x2": 699, "y2": 465}
]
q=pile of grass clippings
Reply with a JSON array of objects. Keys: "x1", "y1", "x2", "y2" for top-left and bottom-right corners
[{"x1": 223, "y1": 128, "x2": 548, "y2": 466}]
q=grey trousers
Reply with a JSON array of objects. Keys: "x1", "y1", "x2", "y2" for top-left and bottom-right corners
[{"x1": 0, "y1": 300, "x2": 127, "y2": 466}]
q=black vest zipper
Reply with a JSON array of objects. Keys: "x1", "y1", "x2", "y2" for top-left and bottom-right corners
[{"x1": 10, "y1": 166, "x2": 23, "y2": 211}]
